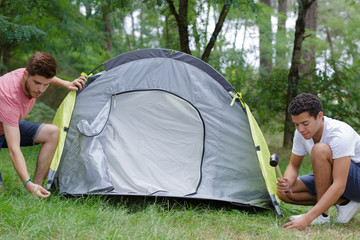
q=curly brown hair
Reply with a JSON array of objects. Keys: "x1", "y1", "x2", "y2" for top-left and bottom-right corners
[
  {"x1": 26, "y1": 52, "x2": 57, "y2": 78},
  {"x1": 288, "y1": 93, "x2": 323, "y2": 118}
]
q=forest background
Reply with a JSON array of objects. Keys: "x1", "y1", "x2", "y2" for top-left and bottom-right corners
[{"x1": 1, "y1": 0, "x2": 359, "y2": 147}]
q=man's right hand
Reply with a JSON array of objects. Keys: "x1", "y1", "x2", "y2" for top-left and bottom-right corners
[
  {"x1": 277, "y1": 177, "x2": 291, "y2": 195},
  {"x1": 25, "y1": 182, "x2": 51, "y2": 198}
]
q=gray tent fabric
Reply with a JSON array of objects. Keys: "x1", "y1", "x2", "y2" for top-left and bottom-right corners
[
  {"x1": 54, "y1": 49, "x2": 274, "y2": 209},
  {"x1": 105, "y1": 91, "x2": 204, "y2": 195}
]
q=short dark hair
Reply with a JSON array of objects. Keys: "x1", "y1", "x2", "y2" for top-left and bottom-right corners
[
  {"x1": 26, "y1": 52, "x2": 57, "y2": 78},
  {"x1": 288, "y1": 93, "x2": 323, "y2": 118}
]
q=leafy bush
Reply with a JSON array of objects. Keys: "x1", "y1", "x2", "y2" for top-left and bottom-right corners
[{"x1": 25, "y1": 102, "x2": 56, "y2": 124}]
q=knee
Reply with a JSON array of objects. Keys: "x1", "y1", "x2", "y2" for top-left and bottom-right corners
[
  {"x1": 311, "y1": 143, "x2": 332, "y2": 161},
  {"x1": 48, "y1": 125, "x2": 60, "y2": 140},
  {"x1": 42, "y1": 124, "x2": 60, "y2": 142},
  {"x1": 35, "y1": 124, "x2": 60, "y2": 144}
]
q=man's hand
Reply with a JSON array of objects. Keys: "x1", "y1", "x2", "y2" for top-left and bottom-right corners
[
  {"x1": 283, "y1": 215, "x2": 311, "y2": 231},
  {"x1": 67, "y1": 76, "x2": 87, "y2": 91},
  {"x1": 25, "y1": 181, "x2": 51, "y2": 198},
  {"x1": 277, "y1": 177, "x2": 292, "y2": 194}
]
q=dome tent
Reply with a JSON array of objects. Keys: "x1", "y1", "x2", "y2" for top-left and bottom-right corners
[{"x1": 47, "y1": 49, "x2": 282, "y2": 215}]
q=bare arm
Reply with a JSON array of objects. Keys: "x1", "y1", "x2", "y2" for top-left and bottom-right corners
[
  {"x1": 284, "y1": 156, "x2": 350, "y2": 230},
  {"x1": 277, "y1": 153, "x2": 304, "y2": 194},
  {"x1": 50, "y1": 76, "x2": 86, "y2": 91},
  {"x1": 301, "y1": 157, "x2": 349, "y2": 222},
  {"x1": 3, "y1": 123, "x2": 50, "y2": 198}
]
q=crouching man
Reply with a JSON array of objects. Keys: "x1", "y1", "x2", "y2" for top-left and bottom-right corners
[
  {"x1": 0, "y1": 52, "x2": 86, "y2": 198},
  {"x1": 277, "y1": 93, "x2": 360, "y2": 230}
]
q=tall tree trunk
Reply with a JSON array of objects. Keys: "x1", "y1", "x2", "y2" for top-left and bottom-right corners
[
  {"x1": 164, "y1": 14, "x2": 170, "y2": 48},
  {"x1": 102, "y1": 3, "x2": 112, "y2": 51},
  {"x1": 201, "y1": 0, "x2": 232, "y2": 62},
  {"x1": 241, "y1": 18, "x2": 248, "y2": 51},
  {"x1": 192, "y1": 1, "x2": 202, "y2": 55},
  {"x1": 139, "y1": 8, "x2": 144, "y2": 47},
  {"x1": 258, "y1": 0, "x2": 273, "y2": 78},
  {"x1": 317, "y1": 28, "x2": 340, "y2": 93},
  {"x1": 299, "y1": 1, "x2": 317, "y2": 79},
  {"x1": 166, "y1": 0, "x2": 192, "y2": 54},
  {"x1": 204, "y1": 0, "x2": 211, "y2": 45},
  {"x1": 0, "y1": 44, "x2": 12, "y2": 75},
  {"x1": 130, "y1": 11, "x2": 136, "y2": 50},
  {"x1": 84, "y1": 1, "x2": 92, "y2": 17},
  {"x1": 325, "y1": 28, "x2": 339, "y2": 80},
  {"x1": 232, "y1": 19, "x2": 241, "y2": 49},
  {"x1": 0, "y1": 2, "x2": 12, "y2": 74},
  {"x1": 119, "y1": 14, "x2": 132, "y2": 51},
  {"x1": 275, "y1": 0, "x2": 287, "y2": 69},
  {"x1": 283, "y1": 0, "x2": 316, "y2": 147}
]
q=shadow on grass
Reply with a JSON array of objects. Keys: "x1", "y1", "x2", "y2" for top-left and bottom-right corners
[{"x1": 58, "y1": 192, "x2": 272, "y2": 215}]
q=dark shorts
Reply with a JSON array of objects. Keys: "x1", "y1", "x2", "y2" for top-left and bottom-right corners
[
  {"x1": 0, "y1": 120, "x2": 45, "y2": 150},
  {"x1": 300, "y1": 161, "x2": 360, "y2": 202}
]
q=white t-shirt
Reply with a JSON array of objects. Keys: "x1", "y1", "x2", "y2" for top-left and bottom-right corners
[{"x1": 292, "y1": 116, "x2": 360, "y2": 163}]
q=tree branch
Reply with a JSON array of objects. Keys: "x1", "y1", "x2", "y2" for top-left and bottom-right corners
[
  {"x1": 201, "y1": 0, "x2": 232, "y2": 62},
  {"x1": 303, "y1": 33, "x2": 312, "y2": 40},
  {"x1": 166, "y1": 0, "x2": 191, "y2": 54},
  {"x1": 166, "y1": 0, "x2": 180, "y2": 24},
  {"x1": 283, "y1": 0, "x2": 316, "y2": 147}
]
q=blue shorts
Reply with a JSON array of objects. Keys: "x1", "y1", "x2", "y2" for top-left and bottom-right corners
[
  {"x1": 0, "y1": 120, "x2": 45, "y2": 150},
  {"x1": 300, "y1": 161, "x2": 360, "y2": 202}
]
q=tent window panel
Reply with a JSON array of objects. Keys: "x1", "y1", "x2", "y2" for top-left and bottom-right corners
[{"x1": 104, "y1": 90, "x2": 204, "y2": 196}]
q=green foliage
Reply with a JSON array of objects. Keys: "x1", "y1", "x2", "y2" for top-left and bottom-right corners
[
  {"x1": 2, "y1": 1, "x2": 360, "y2": 236},
  {"x1": 244, "y1": 0, "x2": 258, "y2": 12},
  {"x1": 0, "y1": 16, "x2": 46, "y2": 45},
  {"x1": 24, "y1": 102, "x2": 56, "y2": 124},
  {"x1": 2, "y1": 142, "x2": 360, "y2": 239},
  {"x1": 245, "y1": 68, "x2": 288, "y2": 133},
  {"x1": 307, "y1": 67, "x2": 360, "y2": 132},
  {"x1": 221, "y1": 49, "x2": 256, "y2": 93},
  {"x1": 1, "y1": 0, "x2": 102, "y2": 71},
  {"x1": 0, "y1": 0, "x2": 359, "y2": 137}
]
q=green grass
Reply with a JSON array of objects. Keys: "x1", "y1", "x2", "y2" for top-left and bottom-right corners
[{"x1": 1, "y1": 142, "x2": 360, "y2": 239}]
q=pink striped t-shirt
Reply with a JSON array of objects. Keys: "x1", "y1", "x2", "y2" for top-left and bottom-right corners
[{"x1": 0, "y1": 68, "x2": 36, "y2": 135}]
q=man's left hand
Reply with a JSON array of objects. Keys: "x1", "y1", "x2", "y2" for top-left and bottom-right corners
[{"x1": 68, "y1": 76, "x2": 87, "y2": 91}]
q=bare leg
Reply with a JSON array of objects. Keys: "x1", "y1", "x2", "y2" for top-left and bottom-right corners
[
  {"x1": 279, "y1": 143, "x2": 347, "y2": 207},
  {"x1": 33, "y1": 124, "x2": 59, "y2": 185},
  {"x1": 278, "y1": 178, "x2": 317, "y2": 205},
  {"x1": 311, "y1": 143, "x2": 333, "y2": 214},
  {"x1": 278, "y1": 143, "x2": 334, "y2": 206}
]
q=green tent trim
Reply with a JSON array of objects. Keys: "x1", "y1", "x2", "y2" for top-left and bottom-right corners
[
  {"x1": 47, "y1": 91, "x2": 76, "y2": 189},
  {"x1": 245, "y1": 103, "x2": 282, "y2": 215}
]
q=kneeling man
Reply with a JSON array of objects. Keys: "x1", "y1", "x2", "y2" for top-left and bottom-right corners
[
  {"x1": 0, "y1": 52, "x2": 86, "y2": 198},
  {"x1": 278, "y1": 93, "x2": 360, "y2": 230}
]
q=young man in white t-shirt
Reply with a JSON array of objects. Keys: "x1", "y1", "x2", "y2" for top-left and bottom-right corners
[{"x1": 277, "y1": 93, "x2": 360, "y2": 230}]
